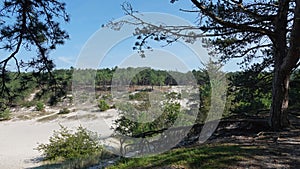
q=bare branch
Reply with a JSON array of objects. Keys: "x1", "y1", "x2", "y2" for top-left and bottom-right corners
[{"x1": 179, "y1": 8, "x2": 200, "y2": 13}]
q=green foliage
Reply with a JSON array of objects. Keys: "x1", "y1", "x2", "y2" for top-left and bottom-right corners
[
  {"x1": 98, "y1": 99, "x2": 110, "y2": 112},
  {"x1": 0, "y1": 67, "x2": 299, "y2": 124},
  {"x1": 35, "y1": 101, "x2": 45, "y2": 111},
  {"x1": 39, "y1": 151, "x2": 115, "y2": 169},
  {"x1": 228, "y1": 71, "x2": 272, "y2": 115},
  {"x1": 0, "y1": 69, "x2": 74, "y2": 109},
  {"x1": 108, "y1": 144, "x2": 253, "y2": 169},
  {"x1": 289, "y1": 70, "x2": 300, "y2": 109},
  {"x1": 0, "y1": 72, "x2": 36, "y2": 108},
  {"x1": 0, "y1": 109, "x2": 11, "y2": 121},
  {"x1": 114, "y1": 100, "x2": 181, "y2": 137},
  {"x1": 160, "y1": 102, "x2": 181, "y2": 127},
  {"x1": 37, "y1": 125, "x2": 102, "y2": 161},
  {"x1": 0, "y1": 0, "x2": 70, "y2": 99},
  {"x1": 129, "y1": 91, "x2": 149, "y2": 101}
]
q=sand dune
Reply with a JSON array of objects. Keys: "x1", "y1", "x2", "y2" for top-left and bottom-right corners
[{"x1": 0, "y1": 109, "x2": 118, "y2": 169}]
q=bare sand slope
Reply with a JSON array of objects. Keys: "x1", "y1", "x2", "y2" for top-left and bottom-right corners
[{"x1": 0, "y1": 109, "x2": 118, "y2": 169}]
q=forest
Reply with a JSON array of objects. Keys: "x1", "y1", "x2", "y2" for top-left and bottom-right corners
[{"x1": 1, "y1": 67, "x2": 300, "y2": 121}]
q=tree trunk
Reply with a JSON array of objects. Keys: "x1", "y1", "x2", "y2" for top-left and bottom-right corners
[
  {"x1": 269, "y1": 0, "x2": 291, "y2": 131},
  {"x1": 269, "y1": 68, "x2": 290, "y2": 130}
]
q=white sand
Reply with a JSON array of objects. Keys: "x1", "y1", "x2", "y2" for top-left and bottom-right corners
[
  {"x1": 0, "y1": 109, "x2": 118, "y2": 169},
  {"x1": 0, "y1": 86, "x2": 198, "y2": 168}
]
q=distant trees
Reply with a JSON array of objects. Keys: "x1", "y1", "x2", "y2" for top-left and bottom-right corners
[
  {"x1": 1, "y1": 67, "x2": 299, "y2": 123},
  {"x1": 96, "y1": 68, "x2": 113, "y2": 90}
]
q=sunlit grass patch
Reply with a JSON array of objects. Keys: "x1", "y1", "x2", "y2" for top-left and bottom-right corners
[{"x1": 108, "y1": 143, "x2": 257, "y2": 169}]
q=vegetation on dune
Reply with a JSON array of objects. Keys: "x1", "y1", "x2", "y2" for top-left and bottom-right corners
[
  {"x1": 114, "y1": 100, "x2": 182, "y2": 137},
  {"x1": 1, "y1": 68, "x2": 300, "y2": 119},
  {"x1": 37, "y1": 125, "x2": 103, "y2": 161},
  {"x1": 1, "y1": 0, "x2": 300, "y2": 168},
  {"x1": 35, "y1": 101, "x2": 45, "y2": 112},
  {"x1": 98, "y1": 99, "x2": 110, "y2": 112},
  {"x1": 36, "y1": 125, "x2": 118, "y2": 169},
  {"x1": 0, "y1": 109, "x2": 11, "y2": 121}
]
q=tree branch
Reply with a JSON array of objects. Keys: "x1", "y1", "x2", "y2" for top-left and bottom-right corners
[
  {"x1": 281, "y1": 0, "x2": 300, "y2": 73},
  {"x1": 228, "y1": 0, "x2": 277, "y2": 22},
  {"x1": 190, "y1": 0, "x2": 274, "y2": 36}
]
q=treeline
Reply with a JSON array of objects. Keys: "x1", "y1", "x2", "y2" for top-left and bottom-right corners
[
  {"x1": 1, "y1": 67, "x2": 300, "y2": 117},
  {"x1": 72, "y1": 67, "x2": 197, "y2": 87}
]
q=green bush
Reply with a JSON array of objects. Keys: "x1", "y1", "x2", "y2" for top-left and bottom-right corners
[
  {"x1": 98, "y1": 99, "x2": 110, "y2": 112},
  {"x1": 0, "y1": 109, "x2": 11, "y2": 121},
  {"x1": 129, "y1": 92, "x2": 149, "y2": 101},
  {"x1": 58, "y1": 108, "x2": 71, "y2": 114},
  {"x1": 114, "y1": 101, "x2": 181, "y2": 137},
  {"x1": 35, "y1": 101, "x2": 45, "y2": 111},
  {"x1": 37, "y1": 125, "x2": 102, "y2": 161}
]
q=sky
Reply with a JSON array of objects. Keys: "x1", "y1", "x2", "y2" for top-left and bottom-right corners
[{"x1": 47, "y1": 0, "x2": 241, "y2": 72}]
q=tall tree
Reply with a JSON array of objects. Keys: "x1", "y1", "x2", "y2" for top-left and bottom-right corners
[
  {"x1": 0, "y1": 0, "x2": 69, "y2": 97},
  {"x1": 118, "y1": 1, "x2": 299, "y2": 130},
  {"x1": 186, "y1": 0, "x2": 300, "y2": 130}
]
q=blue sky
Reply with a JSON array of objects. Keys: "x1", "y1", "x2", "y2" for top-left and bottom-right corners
[{"x1": 50, "y1": 0, "x2": 241, "y2": 72}]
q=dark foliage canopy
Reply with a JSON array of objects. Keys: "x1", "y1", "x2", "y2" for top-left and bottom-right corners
[{"x1": 0, "y1": 0, "x2": 69, "y2": 95}]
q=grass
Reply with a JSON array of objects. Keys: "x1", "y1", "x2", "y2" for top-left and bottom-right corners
[
  {"x1": 29, "y1": 150, "x2": 116, "y2": 169},
  {"x1": 108, "y1": 143, "x2": 258, "y2": 169}
]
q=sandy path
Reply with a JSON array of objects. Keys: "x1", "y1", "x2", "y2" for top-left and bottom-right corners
[{"x1": 0, "y1": 109, "x2": 118, "y2": 169}]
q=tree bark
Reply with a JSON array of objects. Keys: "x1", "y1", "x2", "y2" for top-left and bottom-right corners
[
  {"x1": 269, "y1": 68, "x2": 290, "y2": 130},
  {"x1": 269, "y1": 0, "x2": 300, "y2": 130},
  {"x1": 269, "y1": 0, "x2": 290, "y2": 130}
]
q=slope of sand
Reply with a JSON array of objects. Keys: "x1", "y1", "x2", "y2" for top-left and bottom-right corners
[{"x1": 0, "y1": 109, "x2": 118, "y2": 169}]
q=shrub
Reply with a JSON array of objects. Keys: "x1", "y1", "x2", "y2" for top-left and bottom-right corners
[
  {"x1": 114, "y1": 101, "x2": 181, "y2": 137},
  {"x1": 98, "y1": 99, "x2": 110, "y2": 112},
  {"x1": 37, "y1": 125, "x2": 102, "y2": 161},
  {"x1": 58, "y1": 108, "x2": 71, "y2": 114},
  {"x1": 0, "y1": 109, "x2": 11, "y2": 121},
  {"x1": 35, "y1": 101, "x2": 45, "y2": 111},
  {"x1": 129, "y1": 92, "x2": 149, "y2": 101}
]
